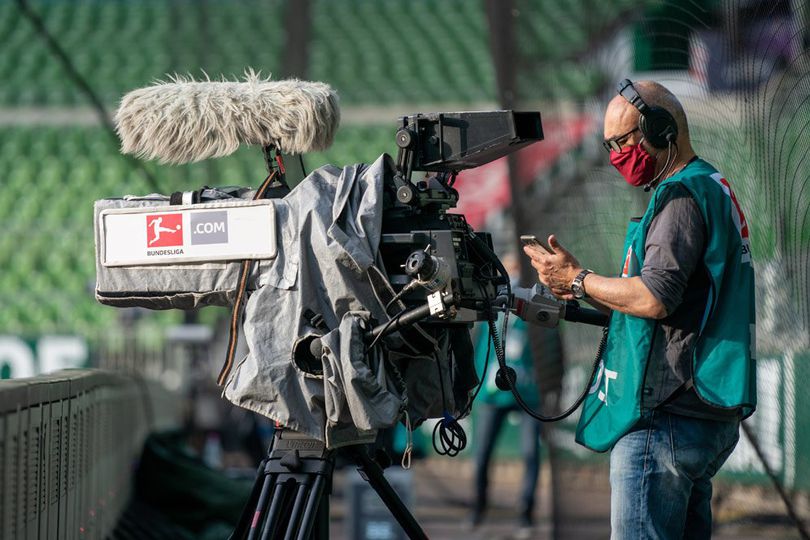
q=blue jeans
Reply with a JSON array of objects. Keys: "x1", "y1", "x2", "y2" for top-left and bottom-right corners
[
  {"x1": 610, "y1": 409, "x2": 740, "y2": 539},
  {"x1": 473, "y1": 403, "x2": 541, "y2": 521}
]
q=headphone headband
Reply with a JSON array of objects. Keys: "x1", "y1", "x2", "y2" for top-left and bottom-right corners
[{"x1": 617, "y1": 79, "x2": 649, "y2": 114}]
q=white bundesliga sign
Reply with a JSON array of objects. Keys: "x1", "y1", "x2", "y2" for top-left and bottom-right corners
[{"x1": 100, "y1": 200, "x2": 277, "y2": 266}]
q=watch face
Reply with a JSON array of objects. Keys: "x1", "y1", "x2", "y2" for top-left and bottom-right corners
[{"x1": 572, "y1": 270, "x2": 590, "y2": 299}]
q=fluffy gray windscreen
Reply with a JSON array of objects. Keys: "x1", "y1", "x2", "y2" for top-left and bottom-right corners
[{"x1": 114, "y1": 71, "x2": 340, "y2": 164}]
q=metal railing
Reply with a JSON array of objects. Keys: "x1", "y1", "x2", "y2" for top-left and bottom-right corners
[{"x1": 0, "y1": 369, "x2": 179, "y2": 539}]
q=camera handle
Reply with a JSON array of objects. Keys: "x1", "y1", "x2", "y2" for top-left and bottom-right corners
[
  {"x1": 499, "y1": 284, "x2": 609, "y2": 329},
  {"x1": 305, "y1": 291, "x2": 456, "y2": 362},
  {"x1": 359, "y1": 284, "x2": 610, "y2": 424},
  {"x1": 365, "y1": 291, "x2": 455, "y2": 344}
]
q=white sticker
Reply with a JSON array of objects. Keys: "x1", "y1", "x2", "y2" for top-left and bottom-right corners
[{"x1": 100, "y1": 200, "x2": 277, "y2": 266}]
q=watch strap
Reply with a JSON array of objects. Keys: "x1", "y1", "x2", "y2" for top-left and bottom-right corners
[{"x1": 572, "y1": 269, "x2": 593, "y2": 298}]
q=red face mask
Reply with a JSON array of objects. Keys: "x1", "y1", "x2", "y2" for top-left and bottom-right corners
[{"x1": 610, "y1": 143, "x2": 657, "y2": 187}]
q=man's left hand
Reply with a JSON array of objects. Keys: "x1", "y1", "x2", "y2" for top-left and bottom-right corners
[{"x1": 522, "y1": 234, "x2": 582, "y2": 300}]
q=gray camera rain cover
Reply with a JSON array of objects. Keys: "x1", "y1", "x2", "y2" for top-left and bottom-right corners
[
  {"x1": 223, "y1": 155, "x2": 413, "y2": 447},
  {"x1": 95, "y1": 154, "x2": 475, "y2": 447},
  {"x1": 223, "y1": 155, "x2": 477, "y2": 448}
]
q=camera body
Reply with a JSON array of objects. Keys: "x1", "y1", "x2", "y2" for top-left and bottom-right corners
[
  {"x1": 378, "y1": 110, "x2": 544, "y2": 324},
  {"x1": 104, "y1": 74, "x2": 556, "y2": 442},
  {"x1": 378, "y1": 189, "x2": 499, "y2": 324}
]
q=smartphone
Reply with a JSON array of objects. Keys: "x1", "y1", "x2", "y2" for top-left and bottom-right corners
[{"x1": 520, "y1": 234, "x2": 552, "y2": 254}]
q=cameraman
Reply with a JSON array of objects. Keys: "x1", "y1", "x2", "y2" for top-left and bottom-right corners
[{"x1": 523, "y1": 80, "x2": 755, "y2": 539}]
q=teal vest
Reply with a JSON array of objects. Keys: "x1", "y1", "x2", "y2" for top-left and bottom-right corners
[{"x1": 575, "y1": 159, "x2": 756, "y2": 452}]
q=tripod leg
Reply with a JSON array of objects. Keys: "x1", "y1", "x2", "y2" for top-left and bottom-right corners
[
  {"x1": 352, "y1": 450, "x2": 428, "y2": 540},
  {"x1": 281, "y1": 484, "x2": 310, "y2": 540},
  {"x1": 295, "y1": 475, "x2": 327, "y2": 540},
  {"x1": 247, "y1": 474, "x2": 278, "y2": 540},
  {"x1": 231, "y1": 460, "x2": 271, "y2": 540},
  {"x1": 259, "y1": 481, "x2": 288, "y2": 540},
  {"x1": 312, "y1": 487, "x2": 330, "y2": 540},
  {"x1": 233, "y1": 430, "x2": 336, "y2": 540}
]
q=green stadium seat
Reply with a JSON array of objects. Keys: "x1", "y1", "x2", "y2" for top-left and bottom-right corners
[{"x1": 0, "y1": 0, "x2": 664, "y2": 338}]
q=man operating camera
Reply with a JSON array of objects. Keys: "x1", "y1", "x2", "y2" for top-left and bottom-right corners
[{"x1": 523, "y1": 80, "x2": 756, "y2": 539}]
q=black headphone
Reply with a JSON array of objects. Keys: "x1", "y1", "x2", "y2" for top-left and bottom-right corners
[{"x1": 617, "y1": 79, "x2": 677, "y2": 149}]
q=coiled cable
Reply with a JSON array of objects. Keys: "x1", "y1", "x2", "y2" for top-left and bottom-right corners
[{"x1": 490, "y1": 310, "x2": 609, "y2": 422}]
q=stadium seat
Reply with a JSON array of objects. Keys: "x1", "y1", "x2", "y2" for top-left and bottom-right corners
[{"x1": 0, "y1": 0, "x2": 657, "y2": 337}]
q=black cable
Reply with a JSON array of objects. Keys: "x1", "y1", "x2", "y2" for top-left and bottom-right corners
[
  {"x1": 15, "y1": 0, "x2": 160, "y2": 192},
  {"x1": 430, "y1": 233, "x2": 504, "y2": 456},
  {"x1": 364, "y1": 309, "x2": 406, "y2": 354},
  {"x1": 645, "y1": 141, "x2": 678, "y2": 192},
  {"x1": 491, "y1": 311, "x2": 609, "y2": 423},
  {"x1": 430, "y1": 347, "x2": 471, "y2": 457},
  {"x1": 431, "y1": 350, "x2": 468, "y2": 457},
  {"x1": 458, "y1": 326, "x2": 492, "y2": 419},
  {"x1": 474, "y1": 262, "x2": 500, "y2": 282},
  {"x1": 384, "y1": 286, "x2": 411, "y2": 313},
  {"x1": 432, "y1": 414, "x2": 467, "y2": 457},
  {"x1": 464, "y1": 220, "x2": 610, "y2": 422},
  {"x1": 428, "y1": 228, "x2": 509, "y2": 456},
  {"x1": 487, "y1": 220, "x2": 612, "y2": 422}
]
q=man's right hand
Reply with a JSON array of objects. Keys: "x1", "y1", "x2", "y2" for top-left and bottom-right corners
[{"x1": 522, "y1": 234, "x2": 582, "y2": 300}]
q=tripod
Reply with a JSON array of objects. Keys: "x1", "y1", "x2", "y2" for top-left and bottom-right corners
[
  {"x1": 230, "y1": 428, "x2": 428, "y2": 540},
  {"x1": 229, "y1": 294, "x2": 462, "y2": 540}
]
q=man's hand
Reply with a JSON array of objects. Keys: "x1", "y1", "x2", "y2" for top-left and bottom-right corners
[
  {"x1": 522, "y1": 235, "x2": 582, "y2": 300},
  {"x1": 521, "y1": 234, "x2": 668, "y2": 319}
]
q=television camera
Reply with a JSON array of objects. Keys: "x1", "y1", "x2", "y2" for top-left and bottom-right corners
[{"x1": 101, "y1": 76, "x2": 609, "y2": 539}]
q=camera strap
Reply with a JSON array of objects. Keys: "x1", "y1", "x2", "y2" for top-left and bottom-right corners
[{"x1": 216, "y1": 170, "x2": 279, "y2": 386}]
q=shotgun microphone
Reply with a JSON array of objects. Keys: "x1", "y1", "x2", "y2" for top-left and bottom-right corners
[{"x1": 115, "y1": 70, "x2": 340, "y2": 164}]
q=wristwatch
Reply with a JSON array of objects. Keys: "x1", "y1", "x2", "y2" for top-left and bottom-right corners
[{"x1": 571, "y1": 269, "x2": 593, "y2": 299}]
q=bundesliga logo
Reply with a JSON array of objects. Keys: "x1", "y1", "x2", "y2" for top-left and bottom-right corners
[{"x1": 146, "y1": 214, "x2": 183, "y2": 247}]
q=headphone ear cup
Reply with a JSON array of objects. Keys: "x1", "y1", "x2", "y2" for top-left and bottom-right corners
[
  {"x1": 638, "y1": 114, "x2": 652, "y2": 146},
  {"x1": 640, "y1": 107, "x2": 677, "y2": 149}
]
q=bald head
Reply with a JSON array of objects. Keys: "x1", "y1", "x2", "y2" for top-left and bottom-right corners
[
  {"x1": 634, "y1": 80, "x2": 689, "y2": 141},
  {"x1": 604, "y1": 80, "x2": 691, "y2": 149},
  {"x1": 604, "y1": 94, "x2": 640, "y2": 139}
]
